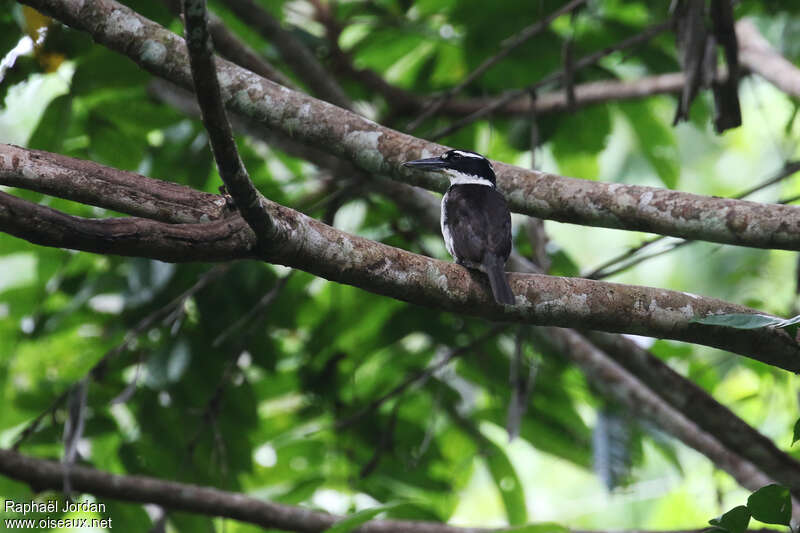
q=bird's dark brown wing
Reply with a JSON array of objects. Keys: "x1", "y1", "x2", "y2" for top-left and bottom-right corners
[{"x1": 443, "y1": 185, "x2": 511, "y2": 269}]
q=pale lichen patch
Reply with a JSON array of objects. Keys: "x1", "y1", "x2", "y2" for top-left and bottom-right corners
[
  {"x1": 345, "y1": 130, "x2": 384, "y2": 171},
  {"x1": 140, "y1": 40, "x2": 167, "y2": 65},
  {"x1": 424, "y1": 263, "x2": 449, "y2": 293},
  {"x1": 108, "y1": 9, "x2": 143, "y2": 38}
]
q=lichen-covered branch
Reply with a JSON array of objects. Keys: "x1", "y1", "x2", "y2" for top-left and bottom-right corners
[
  {"x1": 20, "y1": 0, "x2": 800, "y2": 252},
  {"x1": 1, "y1": 149, "x2": 799, "y2": 372},
  {"x1": 0, "y1": 145, "x2": 226, "y2": 222}
]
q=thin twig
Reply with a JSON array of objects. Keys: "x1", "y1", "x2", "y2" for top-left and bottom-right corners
[
  {"x1": 584, "y1": 160, "x2": 800, "y2": 279},
  {"x1": 406, "y1": 0, "x2": 587, "y2": 130},
  {"x1": 335, "y1": 324, "x2": 507, "y2": 429},
  {"x1": 430, "y1": 20, "x2": 671, "y2": 140},
  {"x1": 12, "y1": 265, "x2": 230, "y2": 449},
  {"x1": 182, "y1": 0, "x2": 274, "y2": 243}
]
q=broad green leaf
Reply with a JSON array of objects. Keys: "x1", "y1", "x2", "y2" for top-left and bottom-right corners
[
  {"x1": 322, "y1": 503, "x2": 406, "y2": 533},
  {"x1": 27, "y1": 93, "x2": 72, "y2": 152},
  {"x1": 746, "y1": 484, "x2": 791, "y2": 526},
  {"x1": 619, "y1": 101, "x2": 679, "y2": 188},
  {"x1": 484, "y1": 442, "x2": 527, "y2": 526},
  {"x1": 691, "y1": 313, "x2": 784, "y2": 329},
  {"x1": 708, "y1": 505, "x2": 751, "y2": 533}
]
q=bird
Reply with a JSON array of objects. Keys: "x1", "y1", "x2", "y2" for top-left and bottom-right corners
[{"x1": 403, "y1": 149, "x2": 515, "y2": 305}]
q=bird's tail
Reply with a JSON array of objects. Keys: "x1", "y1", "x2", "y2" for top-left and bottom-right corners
[{"x1": 484, "y1": 256, "x2": 515, "y2": 305}]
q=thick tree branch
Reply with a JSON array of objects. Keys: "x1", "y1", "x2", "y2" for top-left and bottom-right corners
[
  {"x1": 1, "y1": 156, "x2": 799, "y2": 373},
  {"x1": 181, "y1": 0, "x2": 274, "y2": 243},
  {"x1": 21, "y1": 0, "x2": 800, "y2": 252},
  {"x1": 737, "y1": 19, "x2": 800, "y2": 99},
  {"x1": 0, "y1": 190, "x2": 249, "y2": 261},
  {"x1": 0, "y1": 145, "x2": 226, "y2": 222}
]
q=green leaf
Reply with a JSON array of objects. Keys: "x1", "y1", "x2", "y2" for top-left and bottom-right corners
[
  {"x1": 27, "y1": 94, "x2": 72, "y2": 152},
  {"x1": 484, "y1": 442, "x2": 527, "y2": 526},
  {"x1": 691, "y1": 313, "x2": 784, "y2": 329},
  {"x1": 322, "y1": 503, "x2": 406, "y2": 533},
  {"x1": 619, "y1": 101, "x2": 679, "y2": 189},
  {"x1": 746, "y1": 484, "x2": 791, "y2": 525},
  {"x1": 793, "y1": 418, "x2": 800, "y2": 446},
  {"x1": 708, "y1": 505, "x2": 751, "y2": 533}
]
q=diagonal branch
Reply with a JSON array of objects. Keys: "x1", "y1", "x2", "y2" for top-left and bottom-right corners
[
  {"x1": 2, "y1": 159, "x2": 800, "y2": 373},
  {"x1": 737, "y1": 19, "x2": 800, "y2": 99},
  {"x1": 181, "y1": 0, "x2": 273, "y2": 243},
  {"x1": 18, "y1": 0, "x2": 800, "y2": 253},
  {"x1": 531, "y1": 326, "x2": 790, "y2": 498}
]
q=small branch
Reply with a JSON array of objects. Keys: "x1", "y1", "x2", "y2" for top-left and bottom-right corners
[
  {"x1": 406, "y1": 0, "x2": 587, "y2": 130},
  {"x1": 182, "y1": 0, "x2": 273, "y2": 245},
  {"x1": 336, "y1": 325, "x2": 507, "y2": 429},
  {"x1": 430, "y1": 20, "x2": 671, "y2": 140},
  {"x1": 312, "y1": 0, "x2": 683, "y2": 119},
  {"x1": 737, "y1": 18, "x2": 800, "y2": 99},
  {"x1": 223, "y1": 0, "x2": 352, "y2": 109}
]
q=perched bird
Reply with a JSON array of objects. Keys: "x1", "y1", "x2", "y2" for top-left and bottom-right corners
[{"x1": 403, "y1": 149, "x2": 515, "y2": 305}]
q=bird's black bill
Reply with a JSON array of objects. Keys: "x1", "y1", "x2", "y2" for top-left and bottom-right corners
[{"x1": 402, "y1": 157, "x2": 449, "y2": 170}]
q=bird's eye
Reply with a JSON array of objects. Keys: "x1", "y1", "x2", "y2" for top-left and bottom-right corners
[{"x1": 451, "y1": 152, "x2": 461, "y2": 160}]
